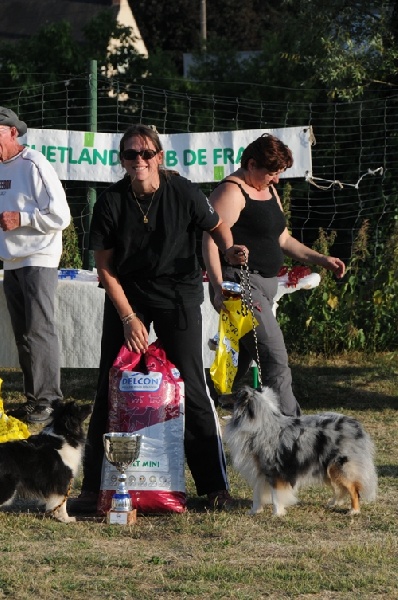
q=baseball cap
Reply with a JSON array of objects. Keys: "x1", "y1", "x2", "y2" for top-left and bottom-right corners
[{"x1": 0, "y1": 107, "x2": 27, "y2": 136}]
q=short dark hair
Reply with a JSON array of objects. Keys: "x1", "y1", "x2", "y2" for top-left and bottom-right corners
[{"x1": 240, "y1": 133, "x2": 293, "y2": 172}]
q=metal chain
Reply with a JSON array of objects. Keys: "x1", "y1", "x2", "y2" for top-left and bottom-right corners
[{"x1": 239, "y1": 259, "x2": 263, "y2": 389}]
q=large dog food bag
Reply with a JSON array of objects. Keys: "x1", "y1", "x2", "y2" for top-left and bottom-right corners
[{"x1": 97, "y1": 340, "x2": 186, "y2": 514}]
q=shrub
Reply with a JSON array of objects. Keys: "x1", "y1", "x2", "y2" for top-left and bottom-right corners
[
  {"x1": 59, "y1": 220, "x2": 83, "y2": 269},
  {"x1": 278, "y1": 220, "x2": 398, "y2": 355}
]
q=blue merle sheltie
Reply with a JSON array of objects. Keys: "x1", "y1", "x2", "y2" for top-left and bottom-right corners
[
  {"x1": 0, "y1": 401, "x2": 91, "y2": 522},
  {"x1": 220, "y1": 386, "x2": 377, "y2": 516}
]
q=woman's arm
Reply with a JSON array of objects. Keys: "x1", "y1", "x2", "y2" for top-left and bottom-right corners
[
  {"x1": 279, "y1": 229, "x2": 346, "y2": 278},
  {"x1": 273, "y1": 184, "x2": 345, "y2": 278},
  {"x1": 202, "y1": 182, "x2": 246, "y2": 312},
  {"x1": 95, "y1": 249, "x2": 149, "y2": 352}
]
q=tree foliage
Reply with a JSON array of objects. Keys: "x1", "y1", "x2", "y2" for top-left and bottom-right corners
[
  {"x1": 0, "y1": 21, "x2": 86, "y2": 86},
  {"x1": 130, "y1": 0, "x2": 287, "y2": 52},
  {"x1": 280, "y1": 0, "x2": 398, "y2": 99},
  {"x1": 0, "y1": 10, "x2": 148, "y2": 87},
  {"x1": 130, "y1": 0, "x2": 398, "y2": 101},
  {"x1": 1, "y1": 1, "x2": 397, "y2": 103}
]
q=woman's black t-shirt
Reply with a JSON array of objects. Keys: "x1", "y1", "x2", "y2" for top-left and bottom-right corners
[{"x1": 89, "y1": 173, "x2": 219, "y2": 308}]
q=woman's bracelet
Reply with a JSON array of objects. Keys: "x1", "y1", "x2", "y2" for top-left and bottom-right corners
[
  {"x1": 222, "y1": 247, "x2": 233, "y2": 263},
  {"x1": 121, "y1": 312, "x2": 136, "y2": 326}
]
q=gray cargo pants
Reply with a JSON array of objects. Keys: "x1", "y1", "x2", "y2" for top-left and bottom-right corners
[{"x1": 3, "y1": 266, "x2": 63, "y2": 406}]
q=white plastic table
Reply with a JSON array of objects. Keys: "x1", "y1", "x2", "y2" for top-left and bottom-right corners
[{"x1": 0, "y1": 271, "x2": 320, "y2": 369}]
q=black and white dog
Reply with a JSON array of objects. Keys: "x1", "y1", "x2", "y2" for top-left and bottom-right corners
[
  {"x1": 220, "y1": 386, "x2": 377, "y2": 516},
  {"x1": 0, "y1": 401, "x2": 91, "y2": 523}
]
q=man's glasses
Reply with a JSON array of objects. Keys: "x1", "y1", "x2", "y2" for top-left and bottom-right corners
[{"x1": 122, "y1": 149, "x2": 158, "y2": 161}]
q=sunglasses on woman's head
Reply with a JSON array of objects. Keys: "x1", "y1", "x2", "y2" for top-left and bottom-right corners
[{"x1": 122, "y1": 149, "x2": 158, "y2": 160}]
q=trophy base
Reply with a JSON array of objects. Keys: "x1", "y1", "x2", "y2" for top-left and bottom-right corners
[{"x1": 107, "y1": 509, "x2": 137, "y2": 525}]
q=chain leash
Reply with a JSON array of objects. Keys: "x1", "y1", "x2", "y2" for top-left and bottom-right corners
[{"x1": 239, "y1": 257, "x2": 263, "y2": 389}]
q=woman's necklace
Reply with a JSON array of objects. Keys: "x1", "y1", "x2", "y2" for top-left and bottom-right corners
[{"x1": 131, "y1": 187, "x2": 156, "y2": 224}]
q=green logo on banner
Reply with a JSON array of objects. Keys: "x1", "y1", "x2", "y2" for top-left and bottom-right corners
[
  {"x1": 84, "y1": 132, "x2": 95, "y2": 147},
  {"x1": 214, "y1": 166, "x2": 224, "y2": 181}
]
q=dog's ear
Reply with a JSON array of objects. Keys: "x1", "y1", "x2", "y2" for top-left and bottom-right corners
[
  {"x1": 234, "y1": 386, "x2": 252, "y2": 403},
  {"x1": 233, "y1": 386, "x2": 257, "y2": 420},
  {"x1": 218, "y1": 392, "x2": 235, "y2": 409},
  {"x1": 79, "y1": 404, "x2": 92, "y2": 421}
]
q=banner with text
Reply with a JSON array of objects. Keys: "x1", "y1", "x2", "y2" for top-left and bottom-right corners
[{"x1": 22, "y1": 126, "x2": 312, "y2": 183}]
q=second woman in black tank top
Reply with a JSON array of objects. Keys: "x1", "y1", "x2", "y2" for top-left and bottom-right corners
[
  {"x1": 217, "y1": 180, "x2": 285, "y2": 277},
  {"x1": 203, "y1": 133, "x2": 345, "y2": 419}
]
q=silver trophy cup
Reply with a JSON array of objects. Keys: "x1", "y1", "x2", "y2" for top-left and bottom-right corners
[
  {"x1": 221, "y1": 281, "x2": 242, "y2": 298},
  {"x1": 103, "y1": 432, "x2": 141, "y2": 512}
]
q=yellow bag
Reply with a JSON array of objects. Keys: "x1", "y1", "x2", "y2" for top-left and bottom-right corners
[
  {"x1": 210, "y1": 299, "x2": 258, "y2": 394},
  {"x1": 0, "y1": 378, "x2": 30, "y2": 443}
]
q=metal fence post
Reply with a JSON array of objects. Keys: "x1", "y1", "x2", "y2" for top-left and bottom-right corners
[{"x1": 84, "y1": 59, "x2": 97, "y2": 270}]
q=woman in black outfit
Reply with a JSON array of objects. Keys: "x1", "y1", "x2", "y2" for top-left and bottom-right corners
[{"x1": 71, "y1": 124, "x2": 248, "y2": 513}]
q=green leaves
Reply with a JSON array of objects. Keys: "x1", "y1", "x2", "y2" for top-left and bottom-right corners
[{"x1": 279, "y1": 220, "x2": 398, "y2": 355}]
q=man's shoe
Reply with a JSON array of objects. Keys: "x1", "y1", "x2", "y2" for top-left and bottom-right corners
[
  {"x1": 7, "y1": 401, "x2": 36, "y2": 421},
  {"x1": 207, "y1": 490, "x2": 234, "y2": 510},
  {"x1": 26, "y1": 404, "x2": 54, "y2": 425},
  {"x1": 68, "y1": 491, "x2": 99, "y2": 514}
]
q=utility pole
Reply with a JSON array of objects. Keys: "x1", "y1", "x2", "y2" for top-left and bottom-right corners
[{"x1": 200, "y1": 0, "x2": 207, "y2": 50}]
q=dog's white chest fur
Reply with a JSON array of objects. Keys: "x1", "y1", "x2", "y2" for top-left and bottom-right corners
[
  {"x1": 43, "y1": 426, "x2": 83, "y2": 477},
  {"x1": 57, "y1": 444, "x2": 83, "y2": 477}
]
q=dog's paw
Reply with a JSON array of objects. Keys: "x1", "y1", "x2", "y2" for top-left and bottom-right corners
[
  {"x1": 248, "y1": 506, "x2": 264, "y2": 516},
  {"x1": 272, "y1": 506, "x2": 287, "y2": 517},
  {"x1": 66, "y1": 515, "x2": 77, "y2": 523},
  {"x1": 348, "y1": 508, "x2": 360, "y2": 516},
  {"x1": 57, "y1": 515, "x2": 77, "y2": 523},
  {"x1": 327, "y1": 497, "x2": 345, "y2": 508},
  {"x1": 52, "y1": 509, "x2": 76, "y2": 523}
]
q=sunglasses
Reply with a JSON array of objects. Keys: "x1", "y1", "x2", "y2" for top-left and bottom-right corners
[{"x1": 122, "y1": 148, "x2": 158, "y2": 161}]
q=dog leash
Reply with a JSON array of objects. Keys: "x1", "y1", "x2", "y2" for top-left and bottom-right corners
[
  {"x1": 240, "y1": 256, "x2": 263, "y2": 390},
  {"x1": 46, "y1": 478, "x2": 73, "y2": 517}
]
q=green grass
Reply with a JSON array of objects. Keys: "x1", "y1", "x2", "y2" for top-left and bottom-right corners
[{"x1": 0, "y1": 352, "x2": 397, "y2": 599}]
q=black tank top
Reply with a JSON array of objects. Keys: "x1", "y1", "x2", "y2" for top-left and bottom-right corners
[{"x1": 219, "y1": 180, "x2": 286, "y2": 277}]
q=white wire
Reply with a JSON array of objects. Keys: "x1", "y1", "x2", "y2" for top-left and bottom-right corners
[{"x1": 305, "y1": 167, "x2": 384, "y2": 190}]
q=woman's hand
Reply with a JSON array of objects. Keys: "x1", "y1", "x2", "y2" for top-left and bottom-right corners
[
  {"x1": 224, "y1": 245, "x2": 249, "y2": 266},
  {"x1": 212, "y1": 288, "x2": 226, "y2": 313},
  {"x1": 321, "y1": 256, "x2": 346, "y2": 279},
  {"x1": 123, "y1": 316, "x2": 149, "y2": 353}
]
